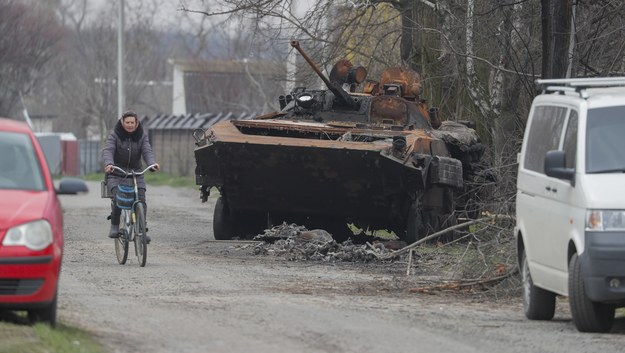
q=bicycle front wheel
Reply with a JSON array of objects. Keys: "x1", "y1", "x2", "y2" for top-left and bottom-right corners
[
  {"x1": 115, "y1": 209, "x2": 130, "y2": 265},
  {"x1": 133, "y1": 203, "x2": 148, "y2": 267}
]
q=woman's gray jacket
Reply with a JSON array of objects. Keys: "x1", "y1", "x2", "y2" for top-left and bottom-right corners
[{"x1": 102, "y1": 120, "x2": 156, "y2": 191}]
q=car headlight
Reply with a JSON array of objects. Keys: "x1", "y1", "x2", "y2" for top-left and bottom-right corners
[
  {"x1": 2, "y1": 220, "x2": 53, "y2": 250},
  {"x1": 586, "y1": 210, "x2": 625, "y2": 231}
]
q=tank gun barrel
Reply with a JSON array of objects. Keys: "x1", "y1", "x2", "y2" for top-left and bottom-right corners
[{"x1": 290, "y1": 40, "x2": 357, "y2": 108}]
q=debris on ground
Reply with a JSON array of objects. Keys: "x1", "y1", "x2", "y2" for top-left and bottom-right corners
[
  {"x1": 251, "y1": 223, "x2": 399, "y2": 262},
  {"x1": 239, "y1": 218, "x2": 520, "y2": 298}
]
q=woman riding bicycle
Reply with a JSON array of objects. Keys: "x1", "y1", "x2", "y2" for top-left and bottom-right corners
[{"x1": 102, "y1": 110, "x2": 160, "y2": 239}]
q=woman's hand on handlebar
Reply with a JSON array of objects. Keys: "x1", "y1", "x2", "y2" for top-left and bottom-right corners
[
  {"x1": 104, "y1": 164, "x2": 158, "y2": 175},
  {"x1": 105, "y1": 165, "x2": 129, "y2": 175}
]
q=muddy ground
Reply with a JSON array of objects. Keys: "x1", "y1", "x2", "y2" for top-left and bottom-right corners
[{"x1": 55, "y1": 181, "x2": 624, "y2": 353}]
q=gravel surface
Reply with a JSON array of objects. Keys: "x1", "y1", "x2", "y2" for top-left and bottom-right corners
[{"x1": 57, "y1": 181, "x2": 625, "y2": 353}]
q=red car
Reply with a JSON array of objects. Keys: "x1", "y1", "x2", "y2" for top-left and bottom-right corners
[{"x1": 0, "y1": 117, "x2": 87, "y2": 326}]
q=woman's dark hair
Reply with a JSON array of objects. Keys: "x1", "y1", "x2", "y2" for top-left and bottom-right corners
[{"x1": 121, "y1": 110, "x2": 138, "y2": 120}]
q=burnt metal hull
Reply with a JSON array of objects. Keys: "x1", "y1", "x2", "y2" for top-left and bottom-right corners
[
  {"x1": 194, "y1": 118, "x2": 466, "y2": 236},
  {"x1": 195, "y1": 116, "x2": 472, "y2": 243},
  {"x1": 195, "y1": 137, "x2": 423, "y2": 221}
]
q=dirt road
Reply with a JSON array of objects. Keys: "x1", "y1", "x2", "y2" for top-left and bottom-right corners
[{"x1": 57, "y1": 181, "x2": 624, "y2": 353}]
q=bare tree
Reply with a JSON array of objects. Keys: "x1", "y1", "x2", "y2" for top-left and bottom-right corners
[
  {"x1": 0, "y1": 0, "x2": 65, "y2": 117},
  {"x1": 50, "y1": 0, "x2": 173, "y2": 140},
  {"x1": 572, "y1": 1, "x2": 625, "y2": 76}
]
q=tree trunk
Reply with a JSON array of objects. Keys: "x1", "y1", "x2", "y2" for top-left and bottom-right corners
[
  {"x1": 541, "y1": 0, "x2": 572, "y2": 79},
  {"x1": 541, "y1": 0, "x2": 552, "y2": 78},
  {"x1": 552, "y1": 0, "x2": 573, "y2": 78},
  {"x1": 398, "y1": 0, "x2": 421, "y2": 72}
]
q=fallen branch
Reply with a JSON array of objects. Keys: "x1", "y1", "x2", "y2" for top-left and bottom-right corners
[
  {"x1": 408, "y1": 267, "x2": 519, "y2": 293},
  {"x1": 381, "y1": 214, "x2": 515, "y2": 261}
]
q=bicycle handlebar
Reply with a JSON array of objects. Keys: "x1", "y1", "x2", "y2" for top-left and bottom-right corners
[{"x1": 109, "y1": 164, "x2": 158, "y2": 177}]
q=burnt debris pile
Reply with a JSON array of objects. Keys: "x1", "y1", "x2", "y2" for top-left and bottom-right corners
[{"x1": 252, "y1": 223, "x2": 399, "y2": 262}]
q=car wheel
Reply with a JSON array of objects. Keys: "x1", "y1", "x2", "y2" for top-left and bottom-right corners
[
  {"x1": 568, "y1": 253, "x2": 615, "y2": 333},
  {"x1": 521, "y1": 250, "x2": 556, "y2": 320},
  {"x1": 213, "y1": 197, "x2": 234, "y2": 240},
  {"x1": 27, "y1": 290, "x2": 57, "y2": 327}
]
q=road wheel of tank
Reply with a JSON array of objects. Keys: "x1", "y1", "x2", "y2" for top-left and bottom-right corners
[
  {"x1": 213, "y1": 197, "x2": 234, "y2": 240},
  {"x1": 569, "y1": 253, "x2": 615, "y2": 332},
  {"x1": 437, "y1": 213, "x2": 459, "y2": 242},
  {"x1": 405, "y1": 198, "x2": 424, "y2": 245},
  {"x1": 521, "y1": 250, "x2": 555, "y2": 320},
  {"x1": 422, "y1": 211, "x2": 438, "y2": 235}
]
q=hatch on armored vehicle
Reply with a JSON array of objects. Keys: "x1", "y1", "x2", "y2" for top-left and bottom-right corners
[{"x1": 193, "y1": 40, "x2": 484, "y2": 244}]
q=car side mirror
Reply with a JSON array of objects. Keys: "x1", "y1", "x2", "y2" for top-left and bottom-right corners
[
  {"x1": 56, "y1": 177, "x2": 89, "y2": 195},
  {"x1": 544, "y1": 150, "x2": 575, "y2": 186}
]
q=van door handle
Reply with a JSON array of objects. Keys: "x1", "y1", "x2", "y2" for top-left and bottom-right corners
[{"x1": 545, "y1": 186, "x2": 557, "y2": 193}]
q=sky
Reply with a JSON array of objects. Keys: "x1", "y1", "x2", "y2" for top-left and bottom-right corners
[
  {"x1": 104, "y1": 0, "x2": 314, "y2": 30},
  {"x1": 89, "y1": 0, "x2": 200, "y2": 31}
]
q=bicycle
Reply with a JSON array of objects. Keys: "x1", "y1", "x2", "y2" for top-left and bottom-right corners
[{"x1": 108, "y1": 164, "x2": 158, "y2": 267}]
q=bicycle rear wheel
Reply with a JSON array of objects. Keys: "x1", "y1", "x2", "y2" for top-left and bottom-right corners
[
  {"x1": 134, "y1": 203, "x2": 148, "y2": 267},
  {"x1": 115, "y1": 209, "x2": 130, "y2": 264}
]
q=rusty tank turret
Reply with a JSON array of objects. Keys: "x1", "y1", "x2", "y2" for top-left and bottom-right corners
[{"x1": 193, "y1": 40, "x2": 484, "y2": 243}]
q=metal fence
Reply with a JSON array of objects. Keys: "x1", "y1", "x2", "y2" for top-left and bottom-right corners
[{"x1": 79, "y1": 139, "x2": 101, "y2": 176}]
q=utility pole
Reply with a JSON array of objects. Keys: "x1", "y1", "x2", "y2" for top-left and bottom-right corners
[
  {"x1": 285, "y1": 0, "x2": 297, "y2": 94},
  {"x1": 118, "y1": 0, "x2": 125, "y2": 118}
]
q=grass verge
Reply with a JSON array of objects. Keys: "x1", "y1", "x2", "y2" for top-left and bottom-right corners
[{"x1": 0, "y1": 315, "x2": 105, "y2": 353}]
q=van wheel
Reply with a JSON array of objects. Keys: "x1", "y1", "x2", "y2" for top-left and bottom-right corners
[
  {"x1": 521, "y1": 250, "x2": 555, "y2": 320},
  {"x1": 568, "y1": 253, "x2": 615, "y2": 332},
  {"x1": 213, "y1": 197, "x2": 234, "y2": 240}
]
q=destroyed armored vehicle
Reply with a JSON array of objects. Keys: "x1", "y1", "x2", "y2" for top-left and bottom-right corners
[{"x1": 193, "y1": 40, "x2": 484, "y2": 243}]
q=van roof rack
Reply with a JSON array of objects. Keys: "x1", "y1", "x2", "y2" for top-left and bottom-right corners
[{"x1": 536, "y1": 77, "x2": 625, "y2": 98}]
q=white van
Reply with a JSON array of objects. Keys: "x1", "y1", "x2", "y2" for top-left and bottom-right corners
[{"x1": 515, "y1": 77, "x2": 625, "y2": 333}]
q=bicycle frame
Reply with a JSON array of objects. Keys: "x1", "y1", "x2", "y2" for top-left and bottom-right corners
[{"x1": 120, "y1": 208, "x2": 134, "y2": 241}]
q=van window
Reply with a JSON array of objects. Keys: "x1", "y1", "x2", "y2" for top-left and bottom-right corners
[
  {"x1": 524, "y1": 106, "x2": 567, "y2": 173},
  {"x1": 563, "y1": 110, "x2": 578, "y2": 169},
  {"x1": 586, "y1": 105, "x2": 625, "y2": 173}
]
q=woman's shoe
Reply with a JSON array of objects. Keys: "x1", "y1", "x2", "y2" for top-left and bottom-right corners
[{"x1": 108, "y1": 224, "x2": 120, "y2": 238}]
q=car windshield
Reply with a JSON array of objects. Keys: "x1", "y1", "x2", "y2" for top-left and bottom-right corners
[
  {"x1": 586, "y1": 106, "x2": 625, "y2": 173},
  {"x1": 0, "y1": 131, "x2": 46, "y2": 191}
]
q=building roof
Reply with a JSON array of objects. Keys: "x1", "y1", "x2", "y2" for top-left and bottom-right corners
[{"x1": 141, "y1": 112, "x2": 257, "y2": 131}]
